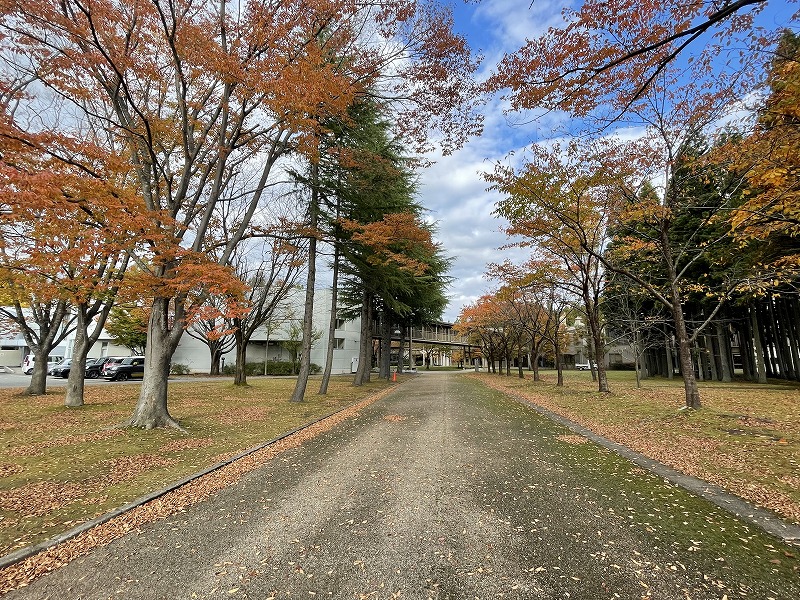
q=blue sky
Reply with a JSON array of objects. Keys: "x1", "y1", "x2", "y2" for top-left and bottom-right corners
[
  {"x1": 422, "y1": 0, "x2": 799, "y2": 323},
  {"x1": 420, "y1": 0, "x2": 570, "y2": 322}
]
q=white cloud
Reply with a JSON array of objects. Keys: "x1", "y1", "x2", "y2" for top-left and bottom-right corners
[{"x1": 414, "y1": 1, "x2": 573, "y2": 322}]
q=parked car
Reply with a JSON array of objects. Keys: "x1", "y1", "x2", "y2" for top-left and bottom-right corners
[
  {"x1": 85, "y1": 356, "x2": 119, "y2": 379},
  {"x1": 49, "y1": 358, "x2": 73, "y2": 378},
  {"x1": 575, "y1": 361, "x2": 597, "y2": 371},
  {"x1": 22, "y1": 354, "x2": 64, "y2": 375},
  {"x1": 104, "y1": 356, "x2": 145, "y2": 381}
]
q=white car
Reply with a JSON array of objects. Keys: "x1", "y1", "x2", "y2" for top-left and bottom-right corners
[
  {"x1": 575, "y1": 362, "x2": 596, "y2": 371},
  {"x1": 22, "y1": 354, "x2": 64, "y2": 375}
]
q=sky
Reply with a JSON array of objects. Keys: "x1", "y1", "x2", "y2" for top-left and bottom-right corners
[
  {"x1": 418, "y1": 0, "x2": 558, "y2": 323},
  {"x1": 416, "y1": 0, "x2": 798, "y2": 324}
]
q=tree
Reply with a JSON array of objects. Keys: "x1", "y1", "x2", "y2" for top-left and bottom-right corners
[
  {"x1": 0, "y1": 84, "x2": 136, "y2": 397},
  {"x1": 456, "y1": 294, "x2": 512, "y2": 375},
  {"x1": 489, "y1": 140, "x2": 632, "y2": 393},
  {"x1": 489, "y1": 259, "x2": 567, "y2": 381},
  {"x1": 186, "y1": 298, "x2": 237, "y2": 376},
  {"x1": 105, "y1": 305, "x2": 148, "y2": 355},
  {"x1": 2, "y1": 0, "x2": 482, "y2": 427},
  {"x1": 341, "y1": 211, "x2": 449, "y2": 385},
  {"x1": 601, "y1": 128, "x2": 764, "y2": 407},
  {"x1": 730, "y1": 30, "x2": 800, "y2": 254},
  {"x1": 216, "y1": 239, "x2": 303, "y2": 384},
  {"x1": 312, "y1": 98, "x2": 415, "y2": 392},
  {"x1": 488, "y1": 0, "x2": 782, "y2": 125},
  {"x1": 63, "y1": 253, "x2": 130, "y2": 406}
]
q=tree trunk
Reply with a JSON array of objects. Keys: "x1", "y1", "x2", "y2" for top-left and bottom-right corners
[
  {"x1": 319, "y1": 247, "x2": 340, "y2": 394},
  {"x1": 353, "y1": 292, "x2": 372, "y2": 386},
  {"x1": 586, "y1": 309, "x2": 609, "y2": 393},
  {"x1": 290, "y1": 158, "x2": 320, "y2": 403},
  {"x1": 233, "y1": 327, "x2": 248, "y2": 386},
  {"x1": 530, "y1": 340, "x2": 541, "y2": 381},
  {"x1": 716, "y1": 322, "x2": 732, "y2": 383},
  {"x1": 739, "y1": 316, "x2": 754, "y2": 381},
  {"x1": 210, "y1": 346, "x2": 222, "y2": 376},
  {"x1": 587, "y1": 333, "x2": 597, "y2": 383},
  {"x1": 127, "y1": 296, "x2": 183, "y2": 429},
  {"x1": 707, "y1": 334, "x2": 719, "y2": 381},
  {"x1": 663, "y1": 336, "x2": 671, "y2": 379},
  {"x1": 634, "y1": 329, "x2": 641, "y2": 388},
  {"x1": 555, "y1": 340, "x2": 563, "y2": 387},
  {"x1": 762, "y1": 301, "x2": 778, "y2": 377},
  {"x1": 379, "y1": 312, "x2": 392, "y2": 380},
  {"x1": 64, "y1": 311, "x2": 91, "y2": 408},
  {"x1": 771, "y1": 298, "x2": 792, "y2": 379},
  {"x1": 695, "y1": 340, "x2": 705, "y2": 382},
  {"x1": 671, "y1": 296, "x2": 701, "y2": 409},
  {"x1": 751, "y1": 303, "x2": 768, "y2": 384},
  {"x1": 783, "y1": 299, "x2": 800, "y2": 381}
]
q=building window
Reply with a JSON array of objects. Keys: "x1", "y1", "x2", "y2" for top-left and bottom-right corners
[
  {"x1": 335, "y1": 318, "x2": 346, "y2": 330},
  {"x1": 334, "y1": 337, "x2": 345, "y2": 350}
]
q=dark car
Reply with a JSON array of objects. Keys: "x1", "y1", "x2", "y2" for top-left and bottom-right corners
[
  {"x1": 49, "y1": 358, "x2": 73, "y2": 378},
  {"x1": 85, "y1": 356, "x2": 119, "y2": 379},
  {"x1": 104, "y1": 356, "x2": 145, "y2": 381}
]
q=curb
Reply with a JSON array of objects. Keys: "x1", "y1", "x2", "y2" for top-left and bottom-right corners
[
  {"x1": 0, "y1": 393, "x2": 387, "y2": 571},
  {"x1": 505, "y1": 391, "x2": 800, "y2": 547}
]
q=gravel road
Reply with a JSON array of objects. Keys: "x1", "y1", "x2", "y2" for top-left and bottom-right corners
[{"x1": 6, "y1": 372, "x2": 799, "y2": 599}]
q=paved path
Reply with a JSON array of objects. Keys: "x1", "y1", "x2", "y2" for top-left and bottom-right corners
[{"x1": 6, "y1": 373, "x2": 799, "y2": 599}]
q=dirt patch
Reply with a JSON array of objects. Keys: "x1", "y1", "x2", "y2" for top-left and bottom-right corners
[
  {"x1": 0, "y1": 482, "x2": 87, "y2": 517},
  {"x1": 100, "y1": 454, "x2": 178, "y2": 485},
  {"x1": 216, "y1": 406, "x2": 271, "y2": 426},
  {"x1": 0, "y1": 464, "x2": 23, "y2": 478}
]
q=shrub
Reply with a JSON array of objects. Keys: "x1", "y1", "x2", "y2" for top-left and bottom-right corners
[
  {"x1": 220, "y1": 361, "x2": 321, "y2": 376},
  {"x1": 265, "y1": 361, "x2": 293, "y2": 375},
  {"x1": 170, "y1": 363, "x2": 192, "y2": 375}
]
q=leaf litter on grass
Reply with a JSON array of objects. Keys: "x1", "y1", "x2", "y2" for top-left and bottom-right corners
[{"x1": 473, "y1": 371, "x2": 800, "y2": 526}]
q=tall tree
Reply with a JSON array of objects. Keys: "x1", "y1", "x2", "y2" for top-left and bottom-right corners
[{"x1": 730, "y1": 30, "x2": 800, "y2": 256}]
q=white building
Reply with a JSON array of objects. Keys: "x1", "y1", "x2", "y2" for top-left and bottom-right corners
[{"x1": 170, "y1": 288, "x2": 363, "y2": 374}]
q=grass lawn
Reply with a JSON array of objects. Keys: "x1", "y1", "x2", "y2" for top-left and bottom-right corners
[
  {"x1": 0, "y1": 375, "x2": 396, "y2": 557},
  {"x1": 474, "y1": 369, "x2": 800, "y2": 526}
]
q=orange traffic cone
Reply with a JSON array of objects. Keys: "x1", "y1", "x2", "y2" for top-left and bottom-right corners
[{"x1": 392, "y1": 371, "x2": 397, "y2": 382}]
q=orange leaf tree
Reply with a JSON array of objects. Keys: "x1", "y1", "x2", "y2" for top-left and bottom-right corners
[
  {"x1": 488, "y1": 258, "x2": 572, "y2": 383},
  {"x1": 0, "y1": 0, "x2": 481, "y2": 428},
  {"x1": 0, "y1": 109, "x2": 138, "y2": 399},
  {"x1": 489, "y1": 139, "x2": 639, "y2": 393},
  {"x1": 730, "y1": 30, "x2": 800, "y2": 252},
  {"x1": 488, "y1": 0, "x2": 784, "y2": 126}
]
